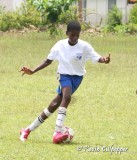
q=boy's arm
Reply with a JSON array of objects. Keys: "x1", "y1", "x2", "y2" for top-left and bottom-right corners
[
  {"x1": 20, "y1": 59, "x2": 53, "y2": 76},
  {"x1": 98, "y1": 54, "x2": 110, "y2": 64}
]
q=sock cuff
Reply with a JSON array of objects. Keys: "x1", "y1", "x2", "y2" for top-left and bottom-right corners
[
  {"x1": 44, "y1": 108, "x2": 52, "y2": 117},
  {"x1": 38, "y1": 116, "x2": 45, "y2": 123},
  {"x1": 58, "y1": 106, "x2": 67, "y2": 113}
]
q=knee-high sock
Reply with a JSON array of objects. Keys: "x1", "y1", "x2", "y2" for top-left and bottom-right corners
[
  {"x1": 55, "y1": 106, "x2": 67, "y2": 132},
  {"x1": 26, "y1": 108, "x2": 52, "y2": 131}
]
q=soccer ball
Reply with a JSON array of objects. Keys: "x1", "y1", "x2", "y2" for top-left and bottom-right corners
[{"x1": 61, "y1": 126, "x2": 74, "y2": 143}]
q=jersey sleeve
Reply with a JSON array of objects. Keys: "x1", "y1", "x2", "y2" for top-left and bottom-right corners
[
  {"x1": 47, "y1": 42, "x2": 58, "y2": 60},
  {"x1": 84, "y1": 42, "x2": 101, "y2": 63}
]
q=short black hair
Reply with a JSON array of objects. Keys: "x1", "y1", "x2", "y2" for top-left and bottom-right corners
[{"x1": 67, "y1": 21, "x2": 81, "y2": 32}]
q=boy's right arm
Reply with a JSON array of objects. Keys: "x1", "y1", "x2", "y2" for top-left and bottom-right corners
[{"x1": 20, "y1": 59, "x2": 53, "y2": 76}]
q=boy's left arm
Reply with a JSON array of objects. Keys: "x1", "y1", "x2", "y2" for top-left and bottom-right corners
[{"x1": 98, "y1": 54, "x2": 110, "y2": 64}]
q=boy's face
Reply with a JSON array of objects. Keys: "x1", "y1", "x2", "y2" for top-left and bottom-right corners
[{"x1": 66, "y1": 30, "x2": 80, "y2": 45}]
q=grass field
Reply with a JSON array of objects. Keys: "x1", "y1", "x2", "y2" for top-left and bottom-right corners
[{"x1": 0, "y1": 32, "x2": 137, "y2": 160}]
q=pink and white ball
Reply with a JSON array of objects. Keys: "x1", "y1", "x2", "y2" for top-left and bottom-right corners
[{"x1": 61, "y1": 126, "x2": 74, "y2": 143}]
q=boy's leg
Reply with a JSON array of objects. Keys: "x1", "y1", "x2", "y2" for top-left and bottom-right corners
[
  {"x1": 27, "y1": 94, "x2": 62, "y2": 130},
  {"x1": 41, "y1": 94, "x2": 62, "y2": 120},
  {"x1": 20, "y1": 95, "x2": 62, "y2": 141},
  {"x1": 53, "y1": 87, "x2": 72, "y2": 143},
  {"x1": 53, "y1": 75, "x2": 83, "y2": 143}
]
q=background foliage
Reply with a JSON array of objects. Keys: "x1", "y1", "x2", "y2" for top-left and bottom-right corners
[
  {"x1": 0, "y1": 0, "x2": 78, "y2": 34},
  {"x1": 103, "y1": 5, "x2": 137, "y2": 34},
  {"x1": 105, "y1": 6, "x2": 122, "y2": 32},
  {"x1": 129, "y1": 3, "x2": 137, "y2": 24},
  {"x1": 0, "y1": 1, "x2": 137, "y2": 34}
]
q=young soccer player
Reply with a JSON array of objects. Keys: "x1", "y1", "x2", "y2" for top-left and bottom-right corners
[{"x1": 20, "y1": 21, "x2": 110, "y2": 144}]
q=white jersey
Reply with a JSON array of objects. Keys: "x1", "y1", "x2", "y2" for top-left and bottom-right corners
[{"x1": 47, "y1": 39, "x2": 101, "y2": 76}]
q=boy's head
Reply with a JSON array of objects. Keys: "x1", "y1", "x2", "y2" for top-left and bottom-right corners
[
  {"x1": 66, "y1": 21, "x2": 81, "y2": 45},
  {"x1": 67, "y1": 20, "x2": 81, "y2": 32}
]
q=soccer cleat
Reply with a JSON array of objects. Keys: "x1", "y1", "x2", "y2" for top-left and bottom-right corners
[
  {"x1": 20, "y1": 129, "x2": 30, "y2": 142},
  {"x1": 53, "y1": 132, "x2": 68, "y2": 144}
]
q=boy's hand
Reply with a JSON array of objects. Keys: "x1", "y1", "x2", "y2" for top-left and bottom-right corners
[
  {"x1": 104, "y1": 54, "x2": 110, "y2": 64},
  {"x1": 19, "y1": 66, "x2": 33, "y2": 76}
]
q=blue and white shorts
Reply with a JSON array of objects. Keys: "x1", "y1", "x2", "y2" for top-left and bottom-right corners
[{"x1": 57, "y1": 74, "x2": 83, "y2": 96}]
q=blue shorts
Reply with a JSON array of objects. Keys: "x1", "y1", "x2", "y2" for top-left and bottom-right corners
[{"x1": 57, "y1": 74, "x2": 83, "y2": 96}]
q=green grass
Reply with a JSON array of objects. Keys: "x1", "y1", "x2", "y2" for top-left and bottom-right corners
[{"x1": 0, "y1": 32, "x2": 137, "y2": 160}]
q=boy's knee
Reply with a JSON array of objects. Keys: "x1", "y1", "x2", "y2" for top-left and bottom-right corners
[{"x1": 63, "y1": 94, "x2": 71, "y2": 102}]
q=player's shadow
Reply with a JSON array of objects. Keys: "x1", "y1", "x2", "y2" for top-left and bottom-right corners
[
  {"x1": 56, "y1": 141, "x2": 89, "y2": 146},
  {"x1": 29, "y1": 139, "x2": 88, "y2": 146}
]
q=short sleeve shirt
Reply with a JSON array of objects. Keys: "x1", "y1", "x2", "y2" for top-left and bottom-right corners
[{"x1": 47, "y1": 39, "x2": 101, "y2": 76}]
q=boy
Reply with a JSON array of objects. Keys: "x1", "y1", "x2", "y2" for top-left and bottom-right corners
[{"x1": 20, "y1": 21, "x2": 110, "y2": 144}]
